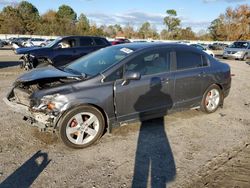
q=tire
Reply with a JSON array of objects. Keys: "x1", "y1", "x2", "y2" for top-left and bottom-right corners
[
  {"x1": 200, "y1": 85, "x2": 223, "y2": 114},
  {"x1": 58, "y1": 105, "x2": 105, "y2": 149}
]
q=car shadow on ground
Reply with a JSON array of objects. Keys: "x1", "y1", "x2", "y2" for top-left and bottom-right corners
[
  {"x1": 0, "y1": 61, "x2": 21, "y2": 69},
  {"x1": 132, "y1": 77, "x2": 176, "y2": 187},
  {"x1": 246, "y1": 61, "x2": 250, "y2": 66},
  {"x1": 0, "y1": 150, "x2": 51, "y2": 188}
]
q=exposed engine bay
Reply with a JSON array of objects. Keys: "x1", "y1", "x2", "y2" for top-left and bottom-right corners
[{"x1": 5, "y1": 76, "x2": 80, "y2": 131}]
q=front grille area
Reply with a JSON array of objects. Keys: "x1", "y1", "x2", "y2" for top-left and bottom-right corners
[{"x1": 227, "y1": 51, "x2": 237, "y2": 54}]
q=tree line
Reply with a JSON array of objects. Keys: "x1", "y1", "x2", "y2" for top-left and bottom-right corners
[{"x1": 0, "y1": 1, "x2": 249, "y2": 41}]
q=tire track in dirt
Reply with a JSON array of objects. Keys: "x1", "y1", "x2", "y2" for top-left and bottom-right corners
[{"x1": 185, "y1": 142, "x2": 250, "y2": 188}]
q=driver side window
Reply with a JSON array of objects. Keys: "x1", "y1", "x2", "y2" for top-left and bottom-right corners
[
  {"x1": 104, "y1": 67, "x2": 123, "y2": 82},
  {"x1": 58, "y1": 39, "x2": 78, "y2": 49},
  {"x1": 125, "y1": 50, "x2": 170, "y2": 76}
]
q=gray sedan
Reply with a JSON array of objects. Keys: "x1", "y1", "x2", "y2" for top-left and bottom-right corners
[{"x1": 4, "y1": 43, "x2": 231, "y2": 148}]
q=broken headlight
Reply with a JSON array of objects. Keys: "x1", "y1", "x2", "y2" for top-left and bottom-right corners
[{"x1": 33, "y1": 94, "x2": 68, "y2": 113}]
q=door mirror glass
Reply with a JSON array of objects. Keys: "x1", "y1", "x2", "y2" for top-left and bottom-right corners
[
  {"x1": 124, "y1": 71, "x2": 141, "y2": 81},
  {"x1": 122, "y1": 71, "x2": 141, "y2": 85}
]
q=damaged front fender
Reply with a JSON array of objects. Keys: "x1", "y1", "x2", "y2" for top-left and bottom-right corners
[{"x1": 3, "y1": 96, "x2": 55, "y2": 131}]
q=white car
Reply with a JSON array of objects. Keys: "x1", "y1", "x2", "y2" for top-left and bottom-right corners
[
  {"x1": 190, "y1": 44, "x2": 215, "y2": 57},
  {"x1": 24, "y1": 38, "x2": 47, "y2": 47}
]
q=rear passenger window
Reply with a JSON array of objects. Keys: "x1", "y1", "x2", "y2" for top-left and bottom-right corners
[
  {"x1": 94, "y1": 38, "x2": 106, "y2": 46},
  {"x1": 80, "y1": 38, "x2": 94, "y2": 46},
  {"x1": 176, "y1": 51, "x2": 203, "y2": 70}
]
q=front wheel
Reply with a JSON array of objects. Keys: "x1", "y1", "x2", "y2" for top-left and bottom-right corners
[
  {"x1": 58, "y1": 105, "x2": 105, "y2": 149},
  {"x1": 201, "y1": 85, "x2": 223, "y2": 113}
]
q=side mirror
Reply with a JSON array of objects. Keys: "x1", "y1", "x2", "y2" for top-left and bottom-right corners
[{"x1": 122, "y1": 71, "x2": 141, "y2": 85}]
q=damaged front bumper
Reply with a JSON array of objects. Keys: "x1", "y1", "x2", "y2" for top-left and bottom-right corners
[{"x1": 3, "y1": 95, "x2": 57, "y2": 131}]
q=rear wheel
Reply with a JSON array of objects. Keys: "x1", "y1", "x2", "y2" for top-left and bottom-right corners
[
  {"x1": 201, "y1": 85, "x2": 223, "y2": 113},
  {"x1": 58, "y1": 105, "x2": 105, "y2": 149}
]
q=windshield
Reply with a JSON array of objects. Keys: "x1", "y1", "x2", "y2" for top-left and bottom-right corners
[
  {"x1": 45, "y1": 37, "x2": 62, "y2": 48},
  {"x1": 65, "y1": 46, "x2": 134, "y2": 76},
  {"x1": 229, "y1": 42, "x2": 249, "y2": 49}
]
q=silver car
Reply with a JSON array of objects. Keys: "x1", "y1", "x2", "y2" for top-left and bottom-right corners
[{"x1": 223, "y1": 41, "x2": 250, "y2": 61}]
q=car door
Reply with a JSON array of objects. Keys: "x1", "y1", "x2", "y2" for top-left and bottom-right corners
[
  {"x1": 114, "y1": 48, "x2": 175, "y2": 123},
  {"x1": 172, "y1": 48, "x2": 204, "y2": 108}
]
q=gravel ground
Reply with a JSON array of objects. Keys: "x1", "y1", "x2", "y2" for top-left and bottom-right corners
[{"x1": 0, "y1": 49, "x2": 249, "y2": 188}]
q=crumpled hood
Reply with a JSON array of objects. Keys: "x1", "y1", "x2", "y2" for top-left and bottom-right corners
[
  {"x1": 15, "y1": 66, "x2": 82, "y2": 84},
  {"x1": 15, "y1": 46, "x2": 45, "y2": 54}
]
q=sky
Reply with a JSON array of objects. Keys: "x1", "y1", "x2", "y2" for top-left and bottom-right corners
[{"x1": 0, "y1": 0, "x2": 249, "y2": 32}]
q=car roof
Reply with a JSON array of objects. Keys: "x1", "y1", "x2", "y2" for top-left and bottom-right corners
[
  {"x1": 61, "y1": 36, "x2": 107, "y2": 39},
  {"x1": 110, "y1": 42, "x2": 193, "y2": 51}
]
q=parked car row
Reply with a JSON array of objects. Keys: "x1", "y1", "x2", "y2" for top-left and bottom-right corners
[{"x1": 0, "y1": 37, "x2": 55, "y2": 48}]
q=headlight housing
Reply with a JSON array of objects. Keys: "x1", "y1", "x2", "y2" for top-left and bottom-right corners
[{"x1": 33, "y1": 94, "x2": 68, "y2": 113}]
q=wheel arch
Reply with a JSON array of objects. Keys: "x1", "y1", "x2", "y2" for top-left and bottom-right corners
[{"x1": 54, "y1": 102, "x2": 110, "y2": 133}]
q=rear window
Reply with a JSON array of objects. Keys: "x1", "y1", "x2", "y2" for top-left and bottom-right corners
[
  {"x1": 94, "y1": 38, "x2": 107, "y2": 46},
  {"x1": 80, "y1": 38, "x2": 94, "y2": 46},
  {"x1": 176, "y1": 51, "x2": 203, "y2": 70}
]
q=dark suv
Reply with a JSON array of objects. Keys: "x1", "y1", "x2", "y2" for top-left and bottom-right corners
[{"x1": 15, "y1": 36, "x2": 110, "y2": 70}]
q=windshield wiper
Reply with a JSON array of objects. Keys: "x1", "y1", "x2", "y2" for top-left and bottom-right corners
[{"x1": 63, "y1": 67, "x2": 87, "y2": 79}]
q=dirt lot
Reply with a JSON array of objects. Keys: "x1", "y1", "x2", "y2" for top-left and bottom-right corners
[{"x1": 0, "y1": 49, "x2": 250, "y2": 188}]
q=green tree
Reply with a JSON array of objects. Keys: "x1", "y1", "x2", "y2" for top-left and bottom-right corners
[
  {"x1": 104, "y1": 25, "x2": 117, "y2": 38},
  {"x1": 178, "y1": 27, "x2": 196, "y2": 40},
  {"x1": 17, "y1": 1, "x2": 40, "y2": 34},
  {"x1": 76, "y1": 13, "x2": 90, "y2": 35},
  {"x1": 38, "y1": 10, "x2": 59, "y2": 35},
  {"x1": 164, "y1": 9, "x2": 181, "y2": 32},
  {"x1": 209, "y1": 5, "x2": 250, "y2": 41},
  {"x1": 209, "y1": 18, "x2": 225, "y2": 40},
  {"x1": 0, "y1": 6, "x2": 23, "y2": 34},
  {"x1": 123, "y1": 23, "x2": 136, "y2": 39},
  {"x1": 55, "y1": 5, "x2": 77, "y2": 35},
  {"x1": 57, "y1": 5, "x2": 77, "y2": 21},
  {"x1": 138, "y1": 22, "x2": 151, "y2": 39}
]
